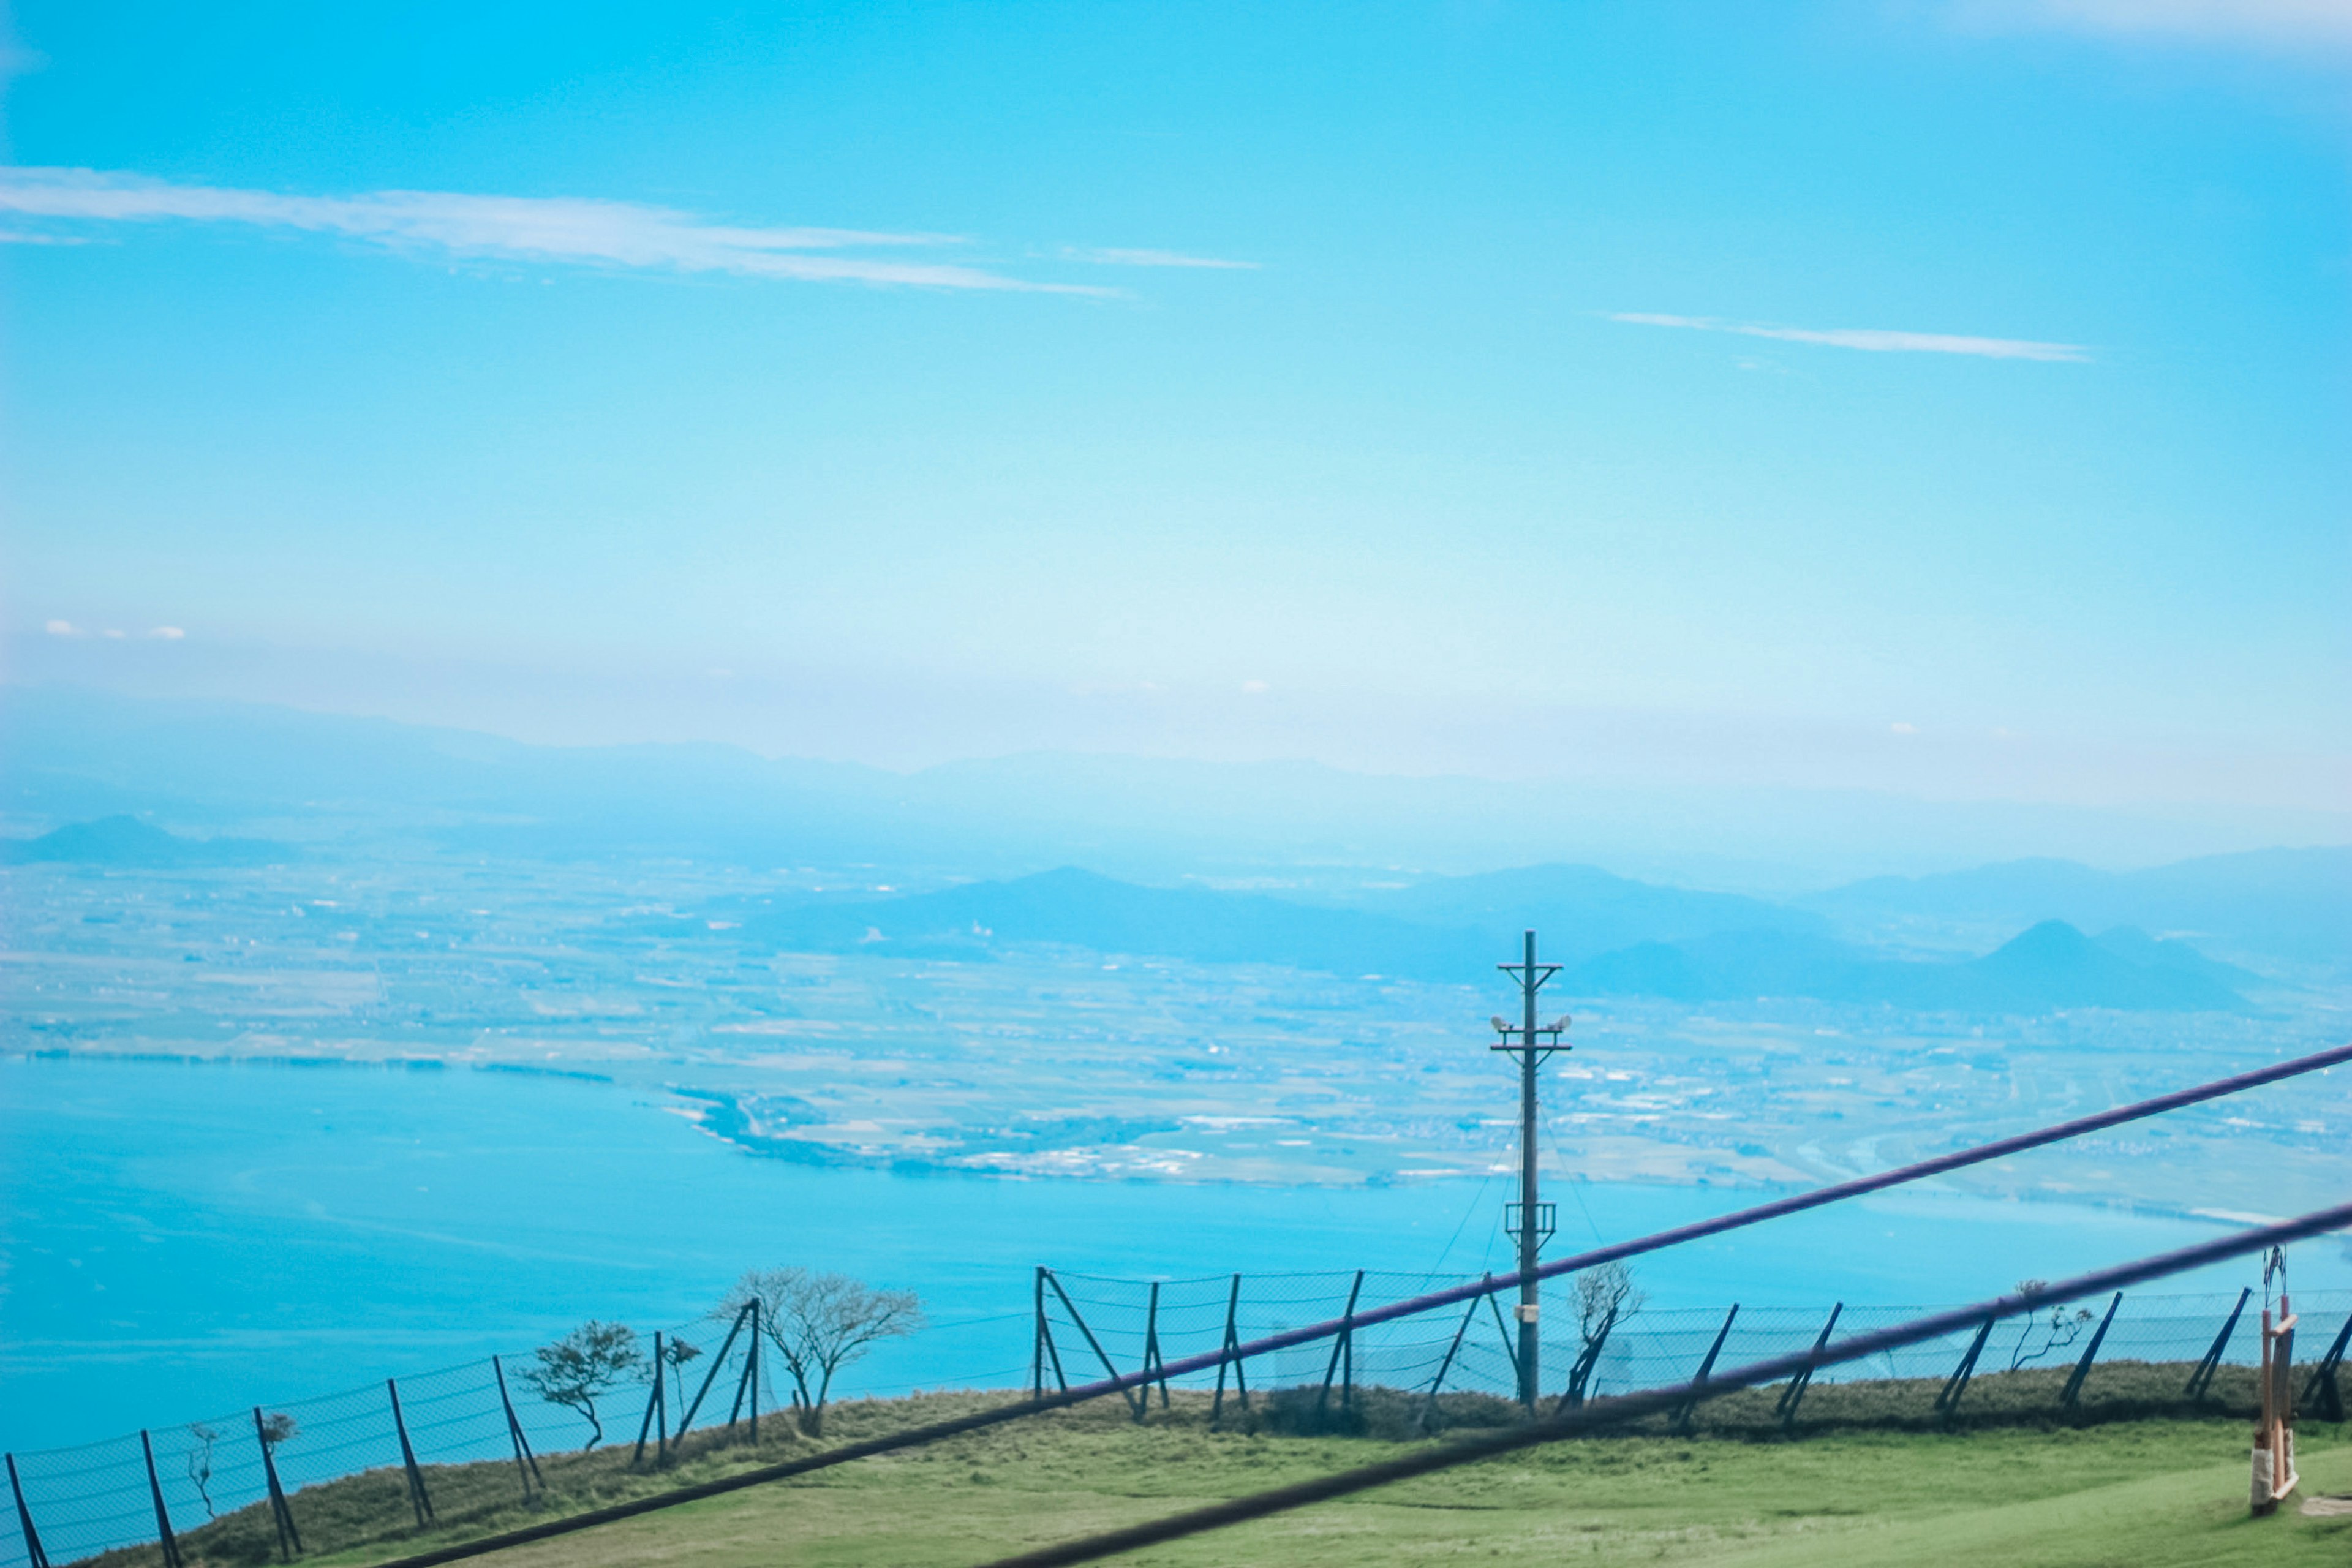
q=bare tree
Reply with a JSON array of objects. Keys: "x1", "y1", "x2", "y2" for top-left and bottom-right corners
[
  {"x1": 1562, "y1": 1262, "x2": 1645, "y2": 1408},
  {"x1": 518, "y1": 1321, "x2": 643, "y2": 1449},
  {"x1": 722, "y1": 1268, "x2": 924, "y2": 1435},
  {"x1": 2007, "y1": 1280, "x2": 2096, "y2": 1370},
  {"x1": 186, "y1": 1423, "x2": 220, "y2": 1519},
  {"x1": 257, "y1": 1413, "x2": 298, "y2": 1452}
]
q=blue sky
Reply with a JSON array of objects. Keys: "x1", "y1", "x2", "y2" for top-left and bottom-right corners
[{"x1": 2, "y1": 1, "x2": 2345, "y2": 825}]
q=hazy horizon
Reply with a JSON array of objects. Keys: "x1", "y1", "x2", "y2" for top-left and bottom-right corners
[
  {"x1": 6, "y1": 0, "x2": 2346, "y2": 841},
  {"x1": 4, "y1": 6, "x2": 2351, "y2": 1534}
]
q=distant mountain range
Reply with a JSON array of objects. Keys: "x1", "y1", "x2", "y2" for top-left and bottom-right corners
[
  {"x1": 1569, "y1": 919, "x2": 2247, "y2": 1012},
  {"x1": 7, "y1": 682, "x2": 2345, "y2": 890},
  {"x1": 722, "y1": 866, "x2": 1488, "y2": 980},
  {"x1": 2, "y1": 685, "x2": 2342, "y2": 998},
  {"x1": 1801, "y1": 848, "x2": 2352, "y2": 966},
  {"x1": 0, "y1": 815, "x2": 292, "y2": 868},
  {"x1": 696, "y1": 865, "x2": 2263, "y2": 1013}
]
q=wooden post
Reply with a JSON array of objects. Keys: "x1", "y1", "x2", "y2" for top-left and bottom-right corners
[
  {"x1": 1209, "y1": 1275, "x2": 1248, "y2": 1428},
  {"x1": 388, "y1": 1379, "x2": 435, "y2": 1528},
  {"x1": 141, "y1": 1431, "x2": 184, "y2": 1568},
  {"x1": 2252, "y1": 1298, "x2": 2299, "y2": 1514},
  {"x1": 6, "y1": 1453, "x2": 52, "y2": 1568},
  {"x1": 252, "y1": 1408, "x2": 301, "y2": 1561},
  {"x1": 492, "y1": 1357, "x2": 541, "y2": 1498},
  {"x1": 2060, "y1": 1294, "x2": 2123, "y2": 1409}
]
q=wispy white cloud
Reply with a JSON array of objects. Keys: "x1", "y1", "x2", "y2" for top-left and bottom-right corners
[
  {"x1": 1951, "y1": 0, "x2": 2352, "y2": 49},
  {"x1": 1063, "y1": 246, "x2": 1261, "y2": 270},
  {"x1": 39, "y1": 618, "x2": 186, "y2": 639},
  {"x1": 0, "y1": 167, "x2": 1118, "y2": 293},
  {"x1": 1607, "y1": 311, "x2": 2089, "y2": 363}
]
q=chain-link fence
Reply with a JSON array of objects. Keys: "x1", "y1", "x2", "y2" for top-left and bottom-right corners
[
  {"x1": 0, "y1": 1294, "x2": 1018, "y2": 1568},
  {"x1": 7, "y1": 1272, "x2": 2345, "y2": 1568},
  {"x1": 1033, "y1": 1268, "x2": 2350, "y2": 1429}
]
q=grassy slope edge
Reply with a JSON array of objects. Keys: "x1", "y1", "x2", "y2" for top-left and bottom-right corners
[{"x1": 90, "y1": 1368, "x2": 2351, "y2": 1568}]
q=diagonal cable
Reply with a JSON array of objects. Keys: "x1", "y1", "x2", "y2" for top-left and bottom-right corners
[
  {"x1": 976, "y1": 1199, "x2": 2352, "y2": 1568},
  {"x1": 362, "y1": 1039, "x2": 2352, "y2": 1568}
]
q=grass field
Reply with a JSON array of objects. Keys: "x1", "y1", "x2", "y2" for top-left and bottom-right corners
[{"x1": 123, "y1": 1370, "x2": 2351, "y2": 1568}]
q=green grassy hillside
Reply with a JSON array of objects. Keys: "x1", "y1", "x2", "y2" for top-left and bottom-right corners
[{"x1": 98, "y1": 1366, "x2": 2350, "y2": 1568}]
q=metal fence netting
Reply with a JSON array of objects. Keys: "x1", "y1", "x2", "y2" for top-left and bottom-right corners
[{"x1": 4, "y1": 1273, "x2": 2345, "y2": 1568}]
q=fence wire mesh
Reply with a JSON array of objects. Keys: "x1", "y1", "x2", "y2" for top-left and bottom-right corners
[
  {"x1": 1035, "y1": 1270, "x2": 2348, "y2": 1411},
  {"x1": 4, "y1": 1275, "x2": 2344, "y2": 1568}
]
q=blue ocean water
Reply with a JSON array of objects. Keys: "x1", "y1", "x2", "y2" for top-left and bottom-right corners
[{"x1": 2, "y1": 1055, "x2": 2342, "y2": 1453}]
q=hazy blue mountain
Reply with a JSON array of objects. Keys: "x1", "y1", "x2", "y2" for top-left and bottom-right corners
[
  {"x1": 1805, "y1": 846, "x2": 2351, "y2": 967},
  {"x1": 0, "y1": 815, "x2": 292, "y2": 867},
  {"x1": 727, "y1": 867, "x2": 1490, "y2": 979},
  {"x1": 1951, "y1": 920, "x2": 2245, "y2": 1012},
  {"x1": 10, "y1": 684, "x2": 2343, "y2": 886},
  {"x1": 1346, "y1": 863, "x2": 1827, "y2": 964},
  {"x1": 1566, "y1": 919, "x2": 2245, "y2": 1013},
  {"x1": 2090, "y1": 925, "x2": 2267, "y2": 993},
  {"x1": 720, "y1": 869, "x2": 2247, "y2": 1012},
  {"x1": 2, "y1": 686, "x2": 2341, "y2": 978}
]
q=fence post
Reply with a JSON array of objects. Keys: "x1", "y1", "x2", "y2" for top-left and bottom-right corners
[
  {"x1": 141, "y1": 1430, "x2": 184, "y2": 1568},
  {"x1": 1776, "y1": 1302, "x2": 1843, "y2": 1432},
  {"x1": 1045, "y1": 1272, "x2": 1142, "y2": 1418},
  {"x1": 678, "y1": 1303, "x2": 750, "y2": 1438},
  {"x1": 1935, "y1": 1317, "x2": 1994, "y2": 1423},
  {"x1": 6, "y1": 1453, "x2": 51, "y2": 1568},
  {"x1": 1673, "y1": 1304, "x2": 1740, "y2": 1435},
  {"x1": 657, "y1": 1335, "x2": 671, "y2": 1458},
  {"x1": 492, "y1": 1357, "x2": 542, "y2": 1498},
  {"x1": 750, "y1": 1302, "x2": 761, "y2": 1443},
  {"x1": 1141, "y1": 1282, "x2": 1170, "y2": 1415},
  {"x1": 252, "y1": 1408, "x2": 301, "y2": 1561},
  {"x1": 1031, "y1": 1268, "x2": 1047, "y2": 1400},
  {"x1": 2060, "y1": 1293, "x2": 2124, "y2": 1409},
  {"x1": 1209, "y1": 1274, "x2": 1249, "y2": 1428},
  {"x1": 633, "y1": 1332, "x2": 667, "y2": 1466},
  {"x1": 2300, "y1": 1311, "x2": 2350, "y2": 1422},
  {"x1": 1316, "y1": 1271, "x2": 1366, "y2": 1419},
  {"x1": 1417, "y1": 1275, "x2": 1490, "y2": 1434},
  {"x1": 1487, "y1": 1291, "x2": 1523, "y2": 1386},
  {"x1": 2185, "y1": 1287, "x2": 2250, "y2": 1400},
  {"x1": 728, "y1": 1300, "x2": 760, "y2": 1434},
  {"x1": 387, "y1": 1379, "x2": 435, "y2": 1528}
]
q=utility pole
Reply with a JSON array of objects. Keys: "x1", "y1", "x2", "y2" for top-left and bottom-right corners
[{"x1": 1490, "y1": 930, "x2": 1569, "y2": 1411}]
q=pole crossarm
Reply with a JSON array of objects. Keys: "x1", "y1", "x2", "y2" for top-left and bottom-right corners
[
  {"x1": 973, "y1": 1200, "x2": 2352, "y2": 1568},
  {"x1": 355, "y1": 1039, "x2": 2352, "y2": 1568}
]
